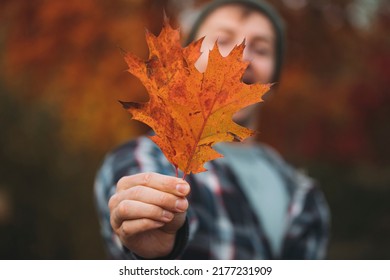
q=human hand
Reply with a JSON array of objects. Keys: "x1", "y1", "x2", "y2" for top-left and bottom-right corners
[{"x1": 108, "y1": 172, "x2": 190, "y2": 258}]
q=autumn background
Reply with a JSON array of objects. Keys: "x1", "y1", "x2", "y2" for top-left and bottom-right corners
[{"x1": 0, "y1": 0, "x2": 389, "y2": 259}]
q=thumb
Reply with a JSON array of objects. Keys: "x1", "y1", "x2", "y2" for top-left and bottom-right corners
[{"x1": 160, "y1": 212, "x2": 186, "y2": 234}]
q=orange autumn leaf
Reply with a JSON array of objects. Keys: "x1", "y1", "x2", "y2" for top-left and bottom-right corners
[{"x1": 121, "y1": 21, "x2": 271, "y2": 175}]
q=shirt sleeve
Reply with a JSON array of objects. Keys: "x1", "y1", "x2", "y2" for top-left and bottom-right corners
[
  {"x1": 281, "y1": 183, "x2": 331, "y2": 259},
  {"x1": 94, "y1": 147, "x2": 137, "y2": 259}
]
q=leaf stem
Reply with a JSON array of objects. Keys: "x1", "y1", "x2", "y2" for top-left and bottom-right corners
[{"x1": 175, "y1": 166, "x2": 178, "y2": 178}]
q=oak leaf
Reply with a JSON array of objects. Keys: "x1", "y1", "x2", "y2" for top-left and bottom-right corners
[{"x1": 121, "y1": 22, "x2": 271, "y2": 175}]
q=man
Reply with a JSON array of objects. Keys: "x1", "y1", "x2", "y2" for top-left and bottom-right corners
[{"x1": 94, "y1": 0, "x2": 330, "y2": 259}]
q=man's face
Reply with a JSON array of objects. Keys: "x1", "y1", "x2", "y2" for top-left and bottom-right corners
[{"x1": 193, "y1": 4, "x2": 276, "y2": 125}]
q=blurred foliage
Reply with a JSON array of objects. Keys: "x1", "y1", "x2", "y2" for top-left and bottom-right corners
[
  {"x1": 0, "y1": 84, "x2": 104, "y2": 258},
  {"x1": 0, "y1": 0, "x2": 389, "y2": 259},
  {"x1": 262, "y1": 0, "x2": 390, "y2": 166}
]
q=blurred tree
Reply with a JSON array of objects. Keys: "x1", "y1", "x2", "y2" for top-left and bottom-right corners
[
  {"x1": 0, "y1": 0, "x2": 170, "y2": 259},
  {"x1": 0, "y1": 0, "x2": 171, "y2": 154}
]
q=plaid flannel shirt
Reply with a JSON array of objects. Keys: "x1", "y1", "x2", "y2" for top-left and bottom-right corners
[{"x1": 94, "y1": 136, "x2": 330, "y2": 259}]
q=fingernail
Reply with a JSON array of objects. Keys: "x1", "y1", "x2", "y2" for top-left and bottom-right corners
[
  {"x1": 175, "y1": 198, "x2": 188, "y2": 212},
  {"x1": 176, "y1": 183, "x2": 189, "y2": 195},
  {"x1": 162, "y1": 210, "x2": 174, "y2": 221}
]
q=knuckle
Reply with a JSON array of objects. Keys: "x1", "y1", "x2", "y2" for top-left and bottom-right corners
[
  {"x1": 117, "y1": 201, "x2": 129, "y2": 218},
  {"x1": 128, "y1": 186, "x2": 143, "y2": 200},
  {"x1": 121, "y1": 222, "x2": 133, "y2": 236},
  {"x1": 108, "y1": 193, "x2": 120, "y2": 210},
  {"x1": 110, "y1": 215, "x2": 119, "y2": 231},
  {"x1": 108, "y1": 195, "x2": 116, "y2": 210},
  {"x1": 140, "y1": 218, "x2": 153, "y2": 228},
  {"x1": 116, "y1": 176, "x2": 129, "y2": 191},
  {"x1": 141, "y1": 172, "x2": 154, "y2": 185},
  {"x1": 160, "y1": 175, "x2": 177, "y2": 189},
  {"x1": 158, "y1": 192, "x2": 172, "y2": 207}
]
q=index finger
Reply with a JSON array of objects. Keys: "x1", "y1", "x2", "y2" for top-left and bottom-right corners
[{"x1": 117, "y1": 172, "x2": 190, "y2": 196}]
